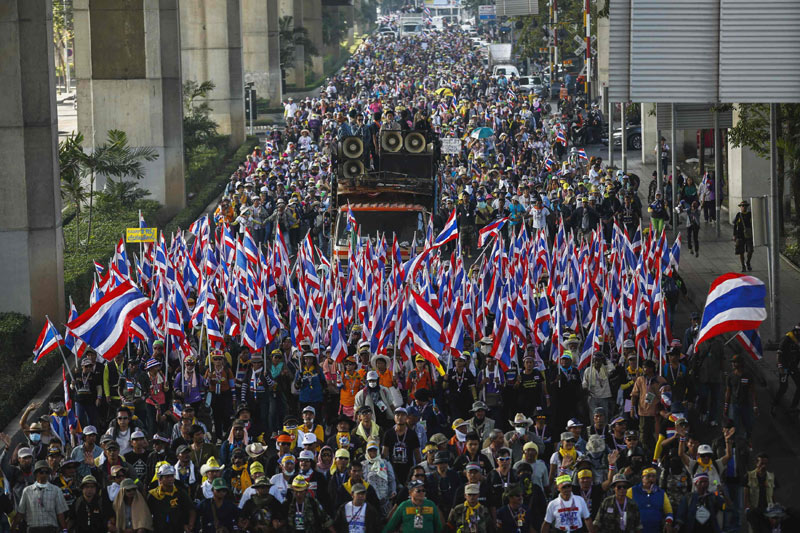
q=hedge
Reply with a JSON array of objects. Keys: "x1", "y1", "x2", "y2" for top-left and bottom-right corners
[
  {"x1": 185, "y1": 135, "x2": 231, "y2": 196},
  {"x1": 0, "y1": 312, "x2": 61, "y2": 430},
  {"x1": 164, "y1": 136, "x2": 258, "y2": 235}
]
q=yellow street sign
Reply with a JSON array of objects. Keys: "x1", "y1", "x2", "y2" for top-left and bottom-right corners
[{"x1": 126, "y1": 227, "x2": 157, "y2": 243}]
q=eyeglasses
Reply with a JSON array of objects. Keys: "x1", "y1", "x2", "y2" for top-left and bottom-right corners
[{"x1": 498, "y1": 457, "x2": 511, "y2": 461}]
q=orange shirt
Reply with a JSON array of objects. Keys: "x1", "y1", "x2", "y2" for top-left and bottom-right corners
[
  {"x1": 406, "y1": 368, "x2": 434, "y2": 400},
  {"x1": 377, "y1": 369, "x2": 394, "y2": 389},
  {"x1": 340, "y1": 372, "x2": 364, "y2": 407}
]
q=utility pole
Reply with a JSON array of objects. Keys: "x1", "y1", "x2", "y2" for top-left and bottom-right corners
[
  {"x1": 549, "y1": 0, "x2": 554, "y2": 82},
  {"x1": 553, "y1": 0, "x2": 559, "y2": 81},
  {"x1": 768, "y1": 103, "x2": 780, "y2": 341}
]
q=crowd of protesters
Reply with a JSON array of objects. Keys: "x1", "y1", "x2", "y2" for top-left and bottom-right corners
[{"x1": 5, "y1": 15, "x2": 798, "y2": 533}]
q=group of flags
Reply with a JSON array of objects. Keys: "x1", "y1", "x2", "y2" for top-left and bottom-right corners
[{"x1": 33, "y1": 204, "x2": 769, "y2": 431}]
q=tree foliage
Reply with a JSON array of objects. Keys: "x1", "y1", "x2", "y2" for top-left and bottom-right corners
[
  {"x1": 182, "y1": 80, "x2": 219, "y2": 154},
  {"x1": 279, "y1": 16, "x2": 319, "y2": 70},
  {"x1": 58, "y1": 130, "x2": 158, "y2": 247}
]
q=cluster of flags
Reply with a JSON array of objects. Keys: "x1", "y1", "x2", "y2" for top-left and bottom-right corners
[{"x1": 34, "y1": 202, "x2": 770, "y2": 433}]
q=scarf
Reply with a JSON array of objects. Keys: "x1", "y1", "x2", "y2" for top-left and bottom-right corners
[
  {"x1": 270, "y1": 362, "x2": 284, "y2": 379},
  {"x1": 113, "y1": 491, "x2": 153, "y2": 531},
  {"x1": 174, "y1": 460, "x2": 196, "y2": 485},
  {"x1": 464, "y1": 501, "x2": 482, "y2": 524},
  {"x1": 182, "y1": 370, "x2": 197, "y2": 391},
  {"x1": 316, "y1": 446, "x2": 333, "y2": 472},
  {"x1": 364, "y1": 452, "x2": 389, "y2": 481},
  {"x1": 559, "y1": 446, "x2": 577, "y2": 464},
  {"x1": 355, "y1": 422, "x2": 380, "y2": 442}
]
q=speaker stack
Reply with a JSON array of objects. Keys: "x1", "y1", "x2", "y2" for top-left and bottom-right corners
[
  {"x1": 379, "y1": 130, "x2": 435, "y2": 179},
  {"x1": 338, "y1": 136, "x2": 365, "y2": 180}
]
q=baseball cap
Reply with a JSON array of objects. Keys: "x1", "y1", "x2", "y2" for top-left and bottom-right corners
[
  {"x1": 465, "y1": 462, "x2": 481, "y2": 472},
  {"x1": 17, "y1": 447, "x2": 33, "y2": 459},
  {"x1": 131, "y1": 429, "x2": 146, "y2": 439},
  {"x1": 567, "y1": 418, "x2": 584, "y2": 428},
  {"x1": 464, "y1": 483, "x2": 480, "y2": 495},
  {"x1": 334, "y1": 449, "x2": 350, "y2": 459},
  {"x1": 298, "y1": 450, "x2": 315, "y2": 461},
  {"x1": 698, "y1": 444, "x2": 713, "y2": 455},
  {"x1": 82, "y1": 425, "x2": 98, "y2": 436},
  {"x1": 351, "y1": 483, "x2": 367, "y2": 494}
]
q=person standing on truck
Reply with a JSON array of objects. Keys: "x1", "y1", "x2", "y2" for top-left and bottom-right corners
[
  {"x1": 457, "y1": 192, "x2": 476, "y2": 257},
  {"x1": 368, "y1": 111, "x2": 382, "y2": 170}
]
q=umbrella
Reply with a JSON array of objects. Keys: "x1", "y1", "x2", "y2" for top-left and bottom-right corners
[
  {"x1": 470, "y1": 127, "x2": 495, "y2": 139},
  {"x1": 435, "y1": 87, "x2": 453, "y2": 96}
]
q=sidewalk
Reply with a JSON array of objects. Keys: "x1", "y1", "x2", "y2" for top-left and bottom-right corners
[{"x1": 621, "y1": 154, "x2": 800, "y2": 508}]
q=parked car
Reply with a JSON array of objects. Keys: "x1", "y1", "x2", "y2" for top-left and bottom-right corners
[{"x1": 601, "y1": 125, "x2": 642, "y2": 150}]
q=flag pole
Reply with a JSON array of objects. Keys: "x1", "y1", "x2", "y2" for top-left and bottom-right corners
[{"x1": 49, "y1": 315, "x2": 76, "y2": 383}]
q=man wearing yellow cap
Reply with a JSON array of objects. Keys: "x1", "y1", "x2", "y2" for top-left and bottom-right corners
[
  {"x1": 627, "y1": 467, "x2": 673, "y2": 533},
  {"x1": 542, "y1": 474, "x2": 596, "y2": 533},
  {"x1": 285, "y1": 475, "x2": 335, "y2": 533}
]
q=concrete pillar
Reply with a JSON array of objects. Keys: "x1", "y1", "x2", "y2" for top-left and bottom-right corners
[
  {"x1": 180, "y1": 0, "x2": 245, "y2": 146},
  {"x1": 241, "y1": 0, "x2": 283, "y2": 105},
  {"x1": 75, "y1": 0, "x2": 185, "y2": 215},
  {"x1": 278, "y1": 0, "x2": 302, "y2": 87},
  {"x1": 293, "y1": 0, "x2": 306, "y2": 87},
  {"x1": 304, "y1": 0, "x2": 323, "y2": 81},
  {"x1": 0, "y1": 0, "x2": 65, "y2": 332},
  {"x1": 727, "y1": 105, "x2": 770, "y2": 224},
  {"x1": 266, "y1": 0, "x2": 283, "y2": 104},
  {"x1": 641, "y1": 103, "x2": 658, "y2": 165}
]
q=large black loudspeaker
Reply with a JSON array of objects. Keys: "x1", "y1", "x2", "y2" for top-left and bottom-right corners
[
  {"x1": 338, "y1": 136, "x2": 365, "y2": 179},
  {"x1": 379, "y1": 130, "x2": 434, "y2": 179},
  {"x1": 380, "y1": 131, "x2": 403, "y2": 153}
]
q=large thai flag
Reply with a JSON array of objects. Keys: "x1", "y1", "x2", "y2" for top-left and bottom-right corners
[
  {"x1": 66, "y1": 280, "x2": 152, "y2": 360},
  {"x1": 32, "y1": 318, "x2": 65, "y2": 364},
  {"x1": 576, "y1": 148, "x2": 588, "y2": 161},
  {"x1": 478, "y1": 217, "x2": 508, "y2": 247},
  {"x1": 407, "y1": 289, "x2": 446, "y2": 375},
  {"x1": 695, "y1": 273, "x2": 767, "y2": 347},
  {"x1": 433, "y1": 208, "x2": 459, "y2": 248},
  {"x1": 735, "y1": 329, "x2": 763, "y2": 361}
]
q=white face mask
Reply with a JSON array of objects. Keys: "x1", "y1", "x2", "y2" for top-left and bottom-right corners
[
  {"x1": 455, "y1": 430, "x2": 467, "y2": 442},
  {"x1": 480, "y1": 345, "x2": 490, "y2": 355},
  {"x1": 515, "y1": 427, "x2": 526, "y2": 437}
]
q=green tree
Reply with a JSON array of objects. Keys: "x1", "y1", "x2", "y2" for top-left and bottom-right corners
[
  {"x1": 182, "y1": 80, "x2": 219, "y2": 155},
  {"x1": 59, "y1": 133, "x2": 89, "y2": 249},
  {"x1": 279, "y1": 15, "x2": 319, "y2": 70},
  {"x1": 59, "y1": 130, "x2": 158, "y2": 247},
  {"x1": 726, "y1": 104, "x2": 800, "y2": 230}
]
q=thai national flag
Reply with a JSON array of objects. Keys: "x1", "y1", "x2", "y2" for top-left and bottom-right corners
[
  {"x1": 478, "y1": 217, "x2": 509, "y2": 247},
  {"x1": 93, "y1": 261, "x2": 105, "y2": 277},
  {"x1": 114, "y1": 238, "x2": 130, "y2": 279},
  {"x1": 556, "y1": 129, "x2": 568, "y2": 146},
  {"x1": 735, "y1": 329, "x2": 763, "y2": 361},
  {"x1": 32, "y1": 318, "x2": 65, "y2": 364},
  {"x1": 139, "y1": 210, "x2": 147, "y2": 229},
  {"x1": 433, "y1": 208, "x2": 459, "y2": 248},
  {"x1": 65, "y1": 280, "x2": 153, "y2": 360},
  {"x1": 577, "y1": 148, "x2": 588, "y2": 160},
  {"x1": 330, "y1": 300, "x2": 348, "y2": 363},
  {"x1": 345, "y1": 202, "x2": 358, "y2": 233},
  {"x1": 407, "y1": 289, "x2": 446, "y2": 376},
  {"x1": 64, "y1": 296, "x2": 87, "y2": 358},
  {"x1": 695, "y1": 273, "x2": 767, "y2": 348},
  {"x1": 544, "y1": 157, "x2": 555, "y2": 171},
  {"x1": 507, "y1": 88, "x2": 516, "y2": 100}
]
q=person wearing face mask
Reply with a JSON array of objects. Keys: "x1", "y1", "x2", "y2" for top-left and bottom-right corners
[
  {"x1": 354, "y1": 371, "x2": 396, "y2": 430},
  {"x1": 13, "y1": 460, "x2": 69, "y2": 533},
  {"x1": 268, "y1": 454, "x2": 297, "y2": 504},
  {"x1": 675, "y1": 473, "x2": 724, "y2": 533},
  {"x1": 448, "y1": 419, "x2": 471, "y2": 458},
  {"x1": 474, "y1": 197, "x2": 493, "y2": 229},
  {"x1": 23, "y1": 422, "x2": 46, "y2": 461}
]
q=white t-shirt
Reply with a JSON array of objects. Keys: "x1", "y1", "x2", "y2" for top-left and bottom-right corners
[
  {"x1": 343, "y1": 502, "x2": 367, "y2": 533},
  {"x1": 544, "y1": 494, "x2": 591, "y2": 531}
]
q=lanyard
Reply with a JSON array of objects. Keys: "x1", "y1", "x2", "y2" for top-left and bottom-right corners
[{"x1": 348, "y1": 503, "x2": 365, "y2": 526}]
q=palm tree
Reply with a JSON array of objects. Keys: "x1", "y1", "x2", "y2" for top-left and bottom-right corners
[
  {"x1": 78, "y1": 130, "x2": 158, "y2": 246},
  {"x1": 278, "y1": 15, "x2": 318, "y2": 70},
  {"x1": 59, "y1": 133, "x2": 89, "y2": 249}
]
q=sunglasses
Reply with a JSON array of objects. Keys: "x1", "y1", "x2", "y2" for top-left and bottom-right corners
[
  {"x1": 498, "y1": 457, "x2": 511, "y2": 461},
  {"x1": 117, "y1": 417, "x2": 129, "y2": 421}
]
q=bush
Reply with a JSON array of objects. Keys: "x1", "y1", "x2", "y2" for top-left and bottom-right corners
[
  {"x1": 63, "y1": 199, "x2": 161, "y2": 310},
  {"x1": 185, "y1": 135, "x2": 230, "y2": 195},
  {"x1": 164, "y1": 136, "x2": 258, "y2": 235},
  {"x1": 0, "y1": 312, "x2": 30, "y2": 359}
]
